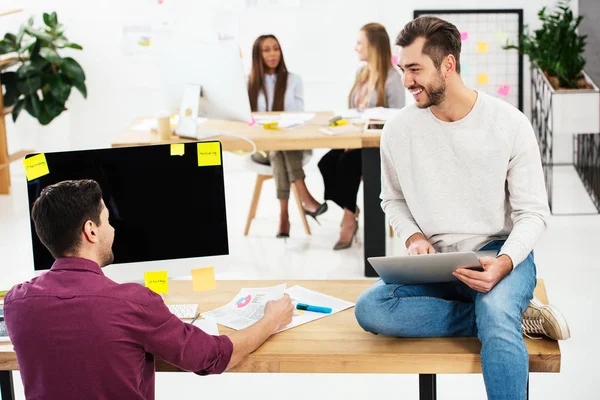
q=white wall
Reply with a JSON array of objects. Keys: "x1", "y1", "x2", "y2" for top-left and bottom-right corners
[{"x1": 2, "y1": 0, "x2": 578, "y2": 155}]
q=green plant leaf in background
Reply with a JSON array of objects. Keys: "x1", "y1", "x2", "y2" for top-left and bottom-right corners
[
  {"x1": 504, "y1": 0, "x2": 587, "y2": 89},
  {"x1": 1, "y1": 11, "x2": 86, "y2": 125}
]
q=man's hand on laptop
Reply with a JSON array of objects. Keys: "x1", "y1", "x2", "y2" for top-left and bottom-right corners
[
  {"x1": 453, "y1": 255, "x2": 513, "y2": 293},
  {"x1": 405, "y1": 233, "x2": 436, "y2": 255}
]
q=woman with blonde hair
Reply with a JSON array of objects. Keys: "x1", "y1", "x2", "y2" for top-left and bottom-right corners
[{"x1": 318, "y1": 23, "x2": 404, "y2": 250}]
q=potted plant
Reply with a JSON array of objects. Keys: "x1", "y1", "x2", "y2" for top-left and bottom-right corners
[
  {"x1": 505, "y1": 0, "x2": 599, "y2": 164},
  {"x1": 0, "y1": 11, "x2": 87, "y2": 125}
]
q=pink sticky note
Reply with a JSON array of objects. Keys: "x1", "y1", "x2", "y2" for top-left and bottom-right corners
[
  {"x1": 392, "y1": 55, "x2": 399, "y2": 65},
  {"x1": 498, "y1": 84, "x2": 510, "y2": 97},
  {"x1": 460, "y1": 31, "x2": 469, "y2": 41},
  {"x1": 248, "y1": 116, "x2": 256, "y2": 127}
]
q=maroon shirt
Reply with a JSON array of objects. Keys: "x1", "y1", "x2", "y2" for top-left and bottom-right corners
[{"x1": 4, "y1": 257, "x2": 233, "y2": 400}]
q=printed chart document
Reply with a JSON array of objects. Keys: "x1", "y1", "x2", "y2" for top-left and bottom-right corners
[{"x1": 201, "y1": 283, "x2": 355, "y2": 333}]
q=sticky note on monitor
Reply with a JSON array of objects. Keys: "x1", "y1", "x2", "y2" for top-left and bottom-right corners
[
  {"x1": 192, "y1": 267, "x2": 216, "y2": 291},
  {"x1": 144, "y1": 271, "x2": 169, "y2": 294},
  {"x1": 197, "y1": 142, "x2": 221, "y2": 167},
  {"x1": 477, "y1": 42, "x2": 489, "y2": 53},
  {"x1": 477, "y1": 74, "x2": 489, "y2": 85},
  {"x1": 460, "y1": 31, "x2": 469, "y2": 41},
  {"x1": 170, "y1": 143, "x2": 185, "y2": 156},
  {"x1": 23, "y1": 153, "x2": 50, "y2": 181}
]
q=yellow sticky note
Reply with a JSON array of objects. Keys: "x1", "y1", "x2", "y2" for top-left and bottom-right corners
[
  {"x1": 170, "y1": 143, "x2": 185, "y2": 156},
  {"x1": 144, "y1": 270, "x2": 169, "y2": 294},
  {"x1": 192, "y1": 267, "x2": 216, "y2": 291},
  {"x1": 22, "y1": 153, "x2": 50, "y2": 181},
  {"x1": 477, "y1": 74, "x2": 489, "y2": 85},
  {"x1": 263, "y1": 121, "x2": 279, "y2": 130},
  {"x1": 477, "y1": 42, "x2": 489, "y2": 53},
  {"x1": 197, "y1": 142, "x2": 221, "y2": 167}
]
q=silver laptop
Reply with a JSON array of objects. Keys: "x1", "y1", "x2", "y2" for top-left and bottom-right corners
[{"x1": 368, "y1": 251, "x2": 496, "y2": 285}]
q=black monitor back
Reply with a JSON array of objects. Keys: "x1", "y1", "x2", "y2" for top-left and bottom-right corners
[{"x1": 25, "y1": 142, "x2": 228, "y2": 270}]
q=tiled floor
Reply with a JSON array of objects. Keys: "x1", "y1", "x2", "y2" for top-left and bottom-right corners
[{"x1": 1, "y1": 149, "x2": 598, "y2": 399}]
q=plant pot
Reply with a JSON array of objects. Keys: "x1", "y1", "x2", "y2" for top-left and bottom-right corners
[{"x1": 539, "y1": 69, "x2": 600, "y2": 163}]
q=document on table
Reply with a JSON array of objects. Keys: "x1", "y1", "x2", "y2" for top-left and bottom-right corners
[
  {"x1": 193, "y1": 319, "x2": 220, "y2": 336},
  {"x1": 201, "y1": 283, "x2": 355, "y2": 333}
]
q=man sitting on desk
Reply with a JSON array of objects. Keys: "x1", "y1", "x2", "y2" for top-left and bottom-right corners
[
  {"x1": 354, "y1": 16, "x2": 570, "y2": 400},
  {"x1": 4, "y1": 179, "x2": 293, "y2": 400}
]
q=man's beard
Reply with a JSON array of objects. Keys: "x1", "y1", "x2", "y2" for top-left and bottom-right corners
[{"x1": 412, "y1": 75, "x2": 446, "y2": 108}]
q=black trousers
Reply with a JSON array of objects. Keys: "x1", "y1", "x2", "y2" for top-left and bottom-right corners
[{"x1": 318, "y1": 149, "x2": 362, "y2": 213}]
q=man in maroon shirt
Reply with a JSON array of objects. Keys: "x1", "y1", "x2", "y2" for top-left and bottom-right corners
[{"x1": 4, "y1": 179, "x2": 293, "y2": 400}]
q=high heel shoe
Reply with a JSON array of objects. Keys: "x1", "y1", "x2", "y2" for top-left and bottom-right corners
[
  {"x1": 303, "y1": 202, "x2": 328, "y2": 225},
  {"x1": 333, "y1": 218, "x2": 359, "y2": 250}
]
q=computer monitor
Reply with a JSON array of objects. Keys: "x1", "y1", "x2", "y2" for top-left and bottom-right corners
[
  {"x1": 155, "y1": 38, "x2": 252, "y2": 123},
  {"x1": 25, "y1": 143, "x2": 229, "y2": 271}
]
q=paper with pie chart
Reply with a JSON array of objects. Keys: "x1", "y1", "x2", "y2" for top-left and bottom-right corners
[{"x1": 200, "y1": 283, "x2": 355, "y2": 332}]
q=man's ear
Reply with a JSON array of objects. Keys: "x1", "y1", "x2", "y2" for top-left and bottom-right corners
[
  {"x1": 443, "y1": 55, "x2": 456, "y2": 76},
  {"x1": 82, "y1": 220, "x2": 99, "y2": 244}
]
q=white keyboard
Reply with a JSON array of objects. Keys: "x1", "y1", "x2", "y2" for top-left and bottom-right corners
[{"x1": 166, "y1": 303, "x2": 199, "y2": 319}]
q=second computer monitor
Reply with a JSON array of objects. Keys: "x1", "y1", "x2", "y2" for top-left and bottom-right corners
[{"x1": 156, "y1": 39, "x2": 252, "y2": 123}]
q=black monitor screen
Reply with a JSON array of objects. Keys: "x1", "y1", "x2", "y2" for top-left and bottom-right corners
[{"x1": 25, "y1": 142, "x2": 228, "y2": 270}]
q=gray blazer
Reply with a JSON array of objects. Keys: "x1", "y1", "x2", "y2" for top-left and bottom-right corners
[{"x1": 349, "y1": 66, "x2": 405, "y2": 109}]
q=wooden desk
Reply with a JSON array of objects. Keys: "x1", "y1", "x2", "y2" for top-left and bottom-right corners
[
  {"x1": 0, "y1": 280, "x2": 560, "y2": 400},
  {"x1": 112, "y1": 112, "x2": 385, "y2": 277}
]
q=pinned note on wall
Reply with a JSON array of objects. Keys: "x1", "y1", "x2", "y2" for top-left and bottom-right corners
[
  {"x1": 498, "y1": 84, "x2": 511, "y2": 97},
  {"x1": 460, "y1": 31, "x2": 469, "y2": 41},
  {"x1": 192, "y1": 267, "x2": 216, "y2": 291},
  {"x1": 477, "y1": 74, "x2": 489, "y2": 85},
  {"x1": 495, "y1": 31, "x2": 509, "y2": 45},
  {"x1": 144, "y1": 271, "x2": 169, "y2": 294},
  {"x1": 170, "y1": 143, "x2": 185, "y2": 156},
  {"x1": 477, "y1": 42, "x2": 489, "y2": 53},
  {"x1": 23, "y1": 153, "x2": 50, "y2": 181},
  {"x1": 462, "y1": 63, "x2": 470, "y2": 75},
  {"x1": 392, "y1": 55, "x2": 399, "y2": 65},
  {"x1": 197, "y1": 142, "x2": 221, "y2": 167}
]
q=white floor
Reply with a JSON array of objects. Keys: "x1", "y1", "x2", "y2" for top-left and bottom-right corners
[{"x1": 1, "y1": 150, "x2": 599, "y2": 399}]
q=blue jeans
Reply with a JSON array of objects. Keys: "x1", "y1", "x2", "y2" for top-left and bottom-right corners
[{"x1": 355, "y1": 241, "x2": 537, "y2": 400}]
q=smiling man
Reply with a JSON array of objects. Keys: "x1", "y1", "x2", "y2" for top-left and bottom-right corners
[{"x1": 354, "y1": 16, "x2": 570, "y2": 400}]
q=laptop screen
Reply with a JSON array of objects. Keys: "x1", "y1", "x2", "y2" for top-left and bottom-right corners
[{"x1": 24, "y1": 142, "x2": 228, "y2": 270}]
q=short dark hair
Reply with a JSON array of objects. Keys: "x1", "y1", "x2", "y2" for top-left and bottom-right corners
[
  {"x1": 396, "y1": 16, "x2": 462, "y2": 73},
  {"x1": 31, "y1": 179, "x2": 104, "y2": 258}
]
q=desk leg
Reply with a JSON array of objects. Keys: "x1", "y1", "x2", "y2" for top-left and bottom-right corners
[
  {"x1": 361, "y1": 148, "x2": 385, "y2": 277},
  {"x1": 526, "y1": 374, "x2": 529, "y2": 400},
  {"x1": 419, "y1": 374, "x2": 437, "y2": 400},
  {"x1": 0, "y1": 371, "x2": 15, "y2": 400}
]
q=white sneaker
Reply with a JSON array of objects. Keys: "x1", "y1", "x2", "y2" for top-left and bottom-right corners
[{"x1": 522, "y1": 297, "x2": 570, "y2": 340}]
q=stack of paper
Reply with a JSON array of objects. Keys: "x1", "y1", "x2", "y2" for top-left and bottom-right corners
[
  {"x1": 363, "y1": 107, "x2": 402, "y2": 121},
  {"x1": 201, "y1": 283, "x2": 354, "y2": 333}
]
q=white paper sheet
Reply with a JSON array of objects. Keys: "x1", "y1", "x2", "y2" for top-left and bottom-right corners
[
  {"x1": 200, "y1": 284, "x2": 355, "y2": 333},
  {"x1": 193, "y1": 319, "x2": 220, "y2": 336},
  {"x1": 362, "y1": 107, "x2": 402, "y2": 121},
  {"x1": 201, "y1": 284, "x2": 286, "y2": 330},
  {"x1": 279, "y1": 112, "x2": 315, "y2": 122}
]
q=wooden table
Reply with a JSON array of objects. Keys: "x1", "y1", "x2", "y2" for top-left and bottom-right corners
[
  {"x1": 112, "y1": 112, "x2": 385, "y2": 277},
  {"x1": 1, "y1": 280, "x2": 560, "y2": 400}
]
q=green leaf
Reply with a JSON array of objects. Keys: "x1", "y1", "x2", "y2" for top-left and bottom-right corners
[
  {"x1": 42, "y1": 93, "x2": 66, "y2": 121},
  {"x1": 16, "y1": 64, "x2": 38, "y2": 79},
  {"x1": 17, "y1": 76, "x2": 43, "y2": 95},
  {"x1": 37, "y1": 106, "x2": 52, "y2": 125},
  {"x1": 24, "y1": 93, "x2": 42, "y2": 118},
  {"x1": 43, "y1": 13, "x2": 52, "y2": 27},
  {"x1": 24, "y1": 27, "x2": 54, "y2": 43},
  {"x1": 65, "y1": 43, "x2": 83, "y2": 50},
  {"x1": 11, "y1": 98, "x2": 25, "y2": 122},
  {"x1": 1, "y1": 72, "x2": 19, "y2": 107},
  {"x1": 51, "y1": 12, "x2": 58, "y2": 27},
  {"x1": 4, "y1": 33, "x2": 17, "y2": 47},
  {"x1": 16, "y1": 24, "x2": 26, "y2": 47},
  {"x1": 39, "y1": 47, "x2": 61, "y2": 62},
  {"x1": 0, "y1": 40, "x2": 16, "y2": 55},
  {"x1": 54, "y1": 37, "x2": 68, "y2": 48},
  {"x1": 49, "y1": 75, "x2": 72, "y2": 103},
  {"x1": 73, "y1": 80, "x2": 87, "y2": 98},
  {"x1": 61, "y1": 57, "x2": 85, "y2": 82}
]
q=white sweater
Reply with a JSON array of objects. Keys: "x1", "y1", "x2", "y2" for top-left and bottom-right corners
[{"x1": 380, "y1": 91, "x2": 550, "y2": 267}]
